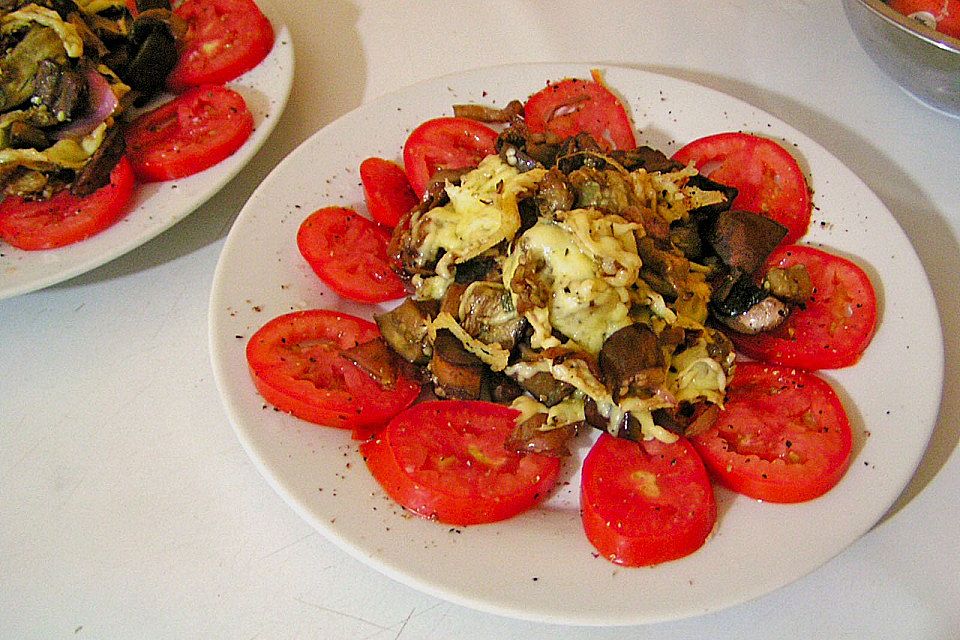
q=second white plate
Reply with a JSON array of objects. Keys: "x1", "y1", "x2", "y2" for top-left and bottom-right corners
[{"x1": 0, "y1": 1, "x2": 294, "y2": 301}]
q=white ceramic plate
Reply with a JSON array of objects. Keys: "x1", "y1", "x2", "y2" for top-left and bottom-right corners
[
  {"x1": 0, "y1": 2, "x2": 293, "y2": 301},
  {"x1": 208, "y1": 63, "x2": 943, "y2": 625}
]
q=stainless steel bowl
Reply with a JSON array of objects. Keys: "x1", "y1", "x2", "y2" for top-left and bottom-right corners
[{"x1": 843, "y1": 0, "x2": 960, "y2": 117}]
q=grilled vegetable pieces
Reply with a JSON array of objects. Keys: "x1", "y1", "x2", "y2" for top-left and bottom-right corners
[
  {"x1": 0, "y1": 0, "x2": 272, "y2": 249},
  {"x1": 0, "y1": 0, "x2": 183, "y2": 200},
  {"x1": 379, "y1": 118, "x2": 830, "y2": 455}
]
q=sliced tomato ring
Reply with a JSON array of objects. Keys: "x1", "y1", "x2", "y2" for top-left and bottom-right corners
[
  {"x1": 360, "y1": 400, "x2": 561, "y2": 526},
  {"x1": 360, "y1": 157, "x2": 419, "y2": 228},
  {"x1": 523, "y1": 73, "x2": 637, "y2": 150},
  {"x1": 729, "y1": 244, "x2": 878, "y2": 370},
  {"x1": 580, "y1": 433, "x2": 716, "y2": 566},
  {"x1": 296, "y1": 206, "x2": 407, "y2": 303},
  {"x1": 166, "y1": 0, "x2": 275, "y2": 91},
  {"x1": 691, "y1": 362, "x2": 853, "y2": 503},
  {"x1": 125, "y1": 85, "x2": 254, "y2": 182},
  {"x1": 672, "y1": 132, "x2": 811, "y2": 245},
  {"x1": 0, "y1": 156, "x2": 135, "y2": 251},
  {"x1": 402, "y1": 116, "x2": 498, "y2": 196},
  {"x1": 246, "y1": 310, "x2": 420, "y2": 430}
]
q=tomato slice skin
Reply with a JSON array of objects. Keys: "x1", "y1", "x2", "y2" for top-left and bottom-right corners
[
  {"x1": 125, "y1": 85, "x2": 254, "y2": 182},
  {"x1": 360, "y1": 157, "x2": 419, "y2": 228},
  {"x1": 523, "y1": 75, "x2": 637, "y2": 151},
  {"x1": 729, "y1": 244, "x2": 878, "y2": 370},
  {"x1": 246, "y1": 310, "x2": 420, "y2": 430},
  {"x1": 166, "y1": 0, "x2": 274, "y2": 92},
  {"x1": 580, "y1": 434, "x2": 716, "y2": 567},
  {"x1": 672, "y1": 132, "x2": 811, "y2": 245},
  {"x1": 0, "y1": 156, "x2": 135, "y2": 251},
  {"x1": 402, "y1": 117, "x2": 498, "y2": 196},
  {"x1": 691, "y1": 362, "x2": 853, "y2": 503},
  {"x1": 297, "y1": 206, "x2": 407, "y2": 303},
  {"x1": 360, "y1": 400, "x2": 561, "y2": 526}
]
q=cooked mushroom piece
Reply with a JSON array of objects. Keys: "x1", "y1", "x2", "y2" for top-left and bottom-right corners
[
  {"x1": 707, "y1": 209, "x2": 788, "y2": 276},
  {"x1": 718, "y1": 295, "x2": 790, "y2": 335},
  {"x1": 457, "y1": 281, "x2": 526, "y2": 350},
  {"x1": 374, "y1": 298, "x2": 438, "y2": 365},
  {"x1": 711, "y1": 273, "x2": 791, "y2": 335},
  {"x1": 598, "y1": 323, "x2": 666, "y2": 402}
]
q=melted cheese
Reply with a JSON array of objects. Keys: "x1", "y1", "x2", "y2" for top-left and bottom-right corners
[
  {"x1": 503, "y1": 219, "x2": 632, "y2": 354},
  {"x1": 413, "y1": 155, "x2": 544, "y2": 278}
]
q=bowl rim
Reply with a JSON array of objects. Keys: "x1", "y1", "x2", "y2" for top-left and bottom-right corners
[{"x1": 856, "y1": 0, "x2": 960, "y2": 53}]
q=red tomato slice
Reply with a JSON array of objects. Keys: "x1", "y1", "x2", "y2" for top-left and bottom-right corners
[
  {"x1": 402, "y1": 117, "x2": 498, "y2": 196},
  {"x1": 672, "y1": 132, "x2": 811, "y2": 245},
  {"x1": 360, "y1": 157, "x2": 419, "y2": 228},
  {"x1": 125, "y1": 85, "x2": 254, "y2": 182},
  {"x1": 360, "y1": 400, "x2": 561, "y2": 526},
  {"x1": 889, "y1": 0, "x2": 960, "y2": 38},
  {"x1": 580, "y1": 433, "x2": 716, "y2": 567},
  {"x1": 246, "y1": 310, "x2": 420, "y2": 430},
  {"x1": 297, "y1": 206, "x2": 407, "y2": 303},
  {"x1": 523, "y1": 74, "x2": 637, "y2": 151},
  {"x1": 166, "y1": 0, "x2": 274, "y2": 92},
  {"x1": 0, "y1": 156, "x2": 134, "y2": 251},
  {"x1": 729, "y1": 244, "x2": 878, "y2": 370},
  {"x1": 691, "y1": 362, "x2": 853, "y2": 503}
]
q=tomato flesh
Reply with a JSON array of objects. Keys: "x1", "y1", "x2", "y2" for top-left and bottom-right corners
[
  {"x1": 730, "y1": 244, "x2": 878, "y2": 370},
  {"x1": 672, "y1": 132, "x2": 811, "y2": 245},
  {"x1": 246, "y1": 310, "x2": 420, "y2": 430},
  {"x1": 360, "y1": 157, "x2": 419, "y2": 228},
  {"x1": 360, "y1": 401, "x2": 561, "y2": 525},
  {"x1": 402, "y1": 117, "x2": 498, "y2": 196},
  {"x1": 0, "y1": 156, "x2": 135, "y2": 251},
  {"x1": 166, "y1": 0, "x2": 275, "y2": 91},
  {"x1": 297, "y1": 206, "x2": 406, "y2": 303},
  {"x1": 692, "y1": 362, "x2": 853, "y2": 503},
  {"x1": 580, "y1": 434, "x2": 716, "y2": 567},
  {"x1": 126, "y1": 85, "x2": 254, "y2": 182},
  {"x1": 524, "y1": 75, "x2": 637, "y2": 151}
]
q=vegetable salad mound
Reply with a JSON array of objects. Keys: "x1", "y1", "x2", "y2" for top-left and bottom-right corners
[{"x1": 382, "y1": 126, "x2": 771, "y2": 453}]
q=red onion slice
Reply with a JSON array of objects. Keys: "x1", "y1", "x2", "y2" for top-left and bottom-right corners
[{"x1": 50, "y1": 67, "x2": 119, "y2": 140}]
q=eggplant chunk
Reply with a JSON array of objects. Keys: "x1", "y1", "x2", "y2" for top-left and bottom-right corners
[
  {"x1": 707, "y1": 209, "x2": 788, "y2": 275},
  {"x1": 338, "y1": 337, "x2": 399, "y2": 388},
  {"x1": 599, "y1": 323, "x2": 665, "y2": 402},
  {"x1": 430, "y1": 329, "x2": 484, "y2": 399},
  {"x1": 374, "y1": 298, "x2": 438, "y2": 365},
  {"x1": 518, "y1": 371, "x2": 574, "y2": 407},
  {"x1": 505, "y1": 412, "x2": 578, "y2": 456}
]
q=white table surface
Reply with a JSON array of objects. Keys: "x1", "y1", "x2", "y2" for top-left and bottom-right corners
[{"x1": 2, "y1": 1, "x2": 958, "y2": 638}]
